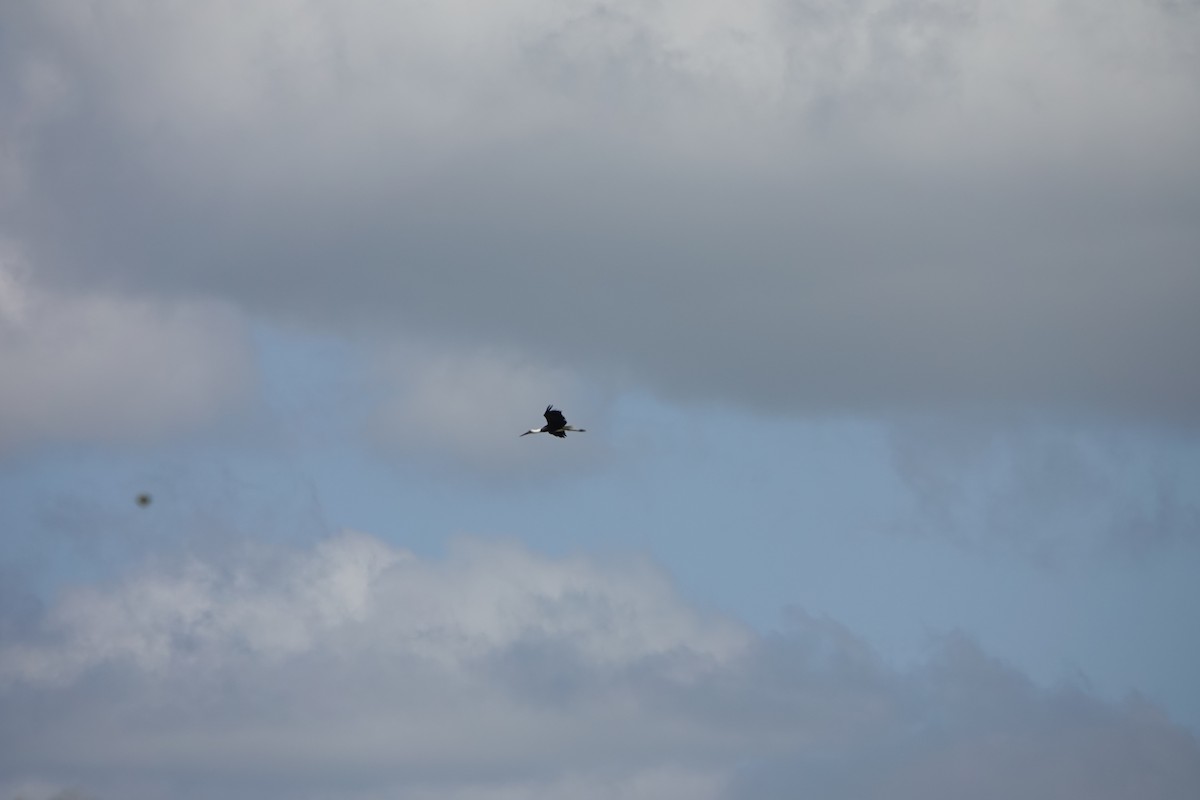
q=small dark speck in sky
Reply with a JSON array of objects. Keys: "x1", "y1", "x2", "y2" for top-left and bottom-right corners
[{"x1": 136, "y1": 493, "x2": 152, "y2": 507}]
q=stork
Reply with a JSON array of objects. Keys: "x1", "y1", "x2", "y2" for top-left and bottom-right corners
[{"x1": 521, "y1": 405, "x2": 586, "y2": 438}]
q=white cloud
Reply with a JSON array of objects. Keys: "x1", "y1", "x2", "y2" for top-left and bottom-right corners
[
  {"x1": 1, "y1": 531, "x2": 1196, "y2": 799},
  {"x1": 369, "y1": 341, "x2": 604, "y2": 474},
  {"x1": 0, "y1": 256, "x2": 256, "y2": 453},
  {"x1": 0, "y1": 532, "x2": 745, "y2": 688}
]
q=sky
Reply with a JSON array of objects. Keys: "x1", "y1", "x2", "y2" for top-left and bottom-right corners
[{"x1": 1, "y1": 1, "x2": 1199, "y2": 798}]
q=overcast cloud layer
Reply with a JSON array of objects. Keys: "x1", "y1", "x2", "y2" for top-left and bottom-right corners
[
  {"x1": 3, "y1": 0, "x2": 1198, "y2": 423},
  {"x1": 2, "y1": 531, "x2": 1198, "y2": 800}
]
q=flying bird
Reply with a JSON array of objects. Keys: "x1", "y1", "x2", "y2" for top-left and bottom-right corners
[{"x1": 521, "y1": 405, "x2": 586, "y2": 438}]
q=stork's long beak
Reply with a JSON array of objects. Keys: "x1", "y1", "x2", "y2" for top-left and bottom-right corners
[{"x1": 520, "y1": 430, "x2": 532, "y2": 436}]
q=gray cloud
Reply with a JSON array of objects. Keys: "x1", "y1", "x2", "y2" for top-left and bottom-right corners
[
  {"x1": 2, "y1": 1, "x2": 1197, "y2": 424},
  {"x1": 1, "y1": 532, "x2": 1197, "y2": 799},
  {"x1": 0, "y1": 254, "x2": 256, "y2": 454}
]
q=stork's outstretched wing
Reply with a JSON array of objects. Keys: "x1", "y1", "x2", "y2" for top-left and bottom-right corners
[{"x1": 543, "y1": 405, "x2": 567, "y2": 429}]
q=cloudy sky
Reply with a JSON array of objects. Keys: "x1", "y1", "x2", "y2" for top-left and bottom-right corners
[{"x1": 2, "y1": 1, "x2": 1199, "y2": 797}]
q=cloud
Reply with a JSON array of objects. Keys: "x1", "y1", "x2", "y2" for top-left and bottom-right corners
[
  {"x1": 368, "y1": 341, "x2": 605, "y2": 474},
  {"x1": 887, "y1": 418, "x2": 1200, "y2": 558},
  {"x1": 1, "y1": 1, "x2": 1196, "y2": 424},
  {"x1": 0, "y1": 255, "x2": 257, "y2": 454},
  {"x1": 1, "y1": 531, "x2": 1197, "y2": 799},
  {"x1": 0, "y1": 782, "x2": 90, "y2": 800}
]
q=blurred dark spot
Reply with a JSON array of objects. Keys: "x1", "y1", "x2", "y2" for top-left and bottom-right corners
[{"x1": 136, "y1": 493, "x2": 152, "y2": 507}]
